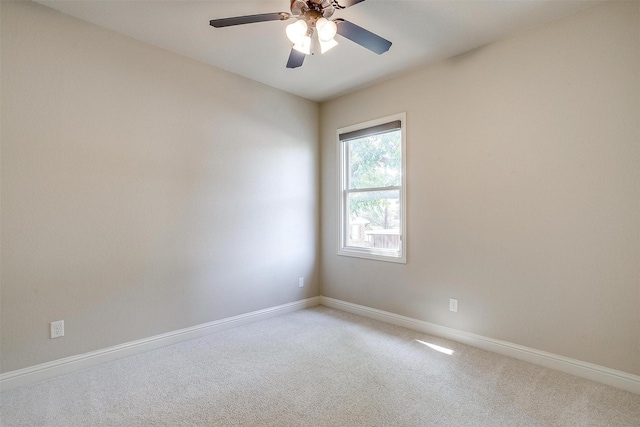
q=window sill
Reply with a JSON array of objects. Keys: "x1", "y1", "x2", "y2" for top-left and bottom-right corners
[{"x1": 338, "y1": 247, "x2": 406, "y2": 264}]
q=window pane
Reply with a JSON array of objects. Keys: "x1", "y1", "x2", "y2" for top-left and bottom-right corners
[
  {"x1": 347, "y1": 190, "x2": 400, "y2": 250},
  {"x1": 348, "y1": 129, "x2": 401, "y2": 189}
]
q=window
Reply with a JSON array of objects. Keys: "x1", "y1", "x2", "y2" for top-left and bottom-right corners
[{"x1": 338, "y1": 113, "x2": 406, "y2": 263}]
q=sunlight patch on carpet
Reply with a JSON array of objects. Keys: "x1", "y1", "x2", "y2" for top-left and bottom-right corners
[{"x1": 416, "y1": 339, "x2": 454, "y2": 355}]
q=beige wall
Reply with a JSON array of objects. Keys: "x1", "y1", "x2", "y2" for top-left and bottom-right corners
[
  {"x1": 1, "y1": 1, "x2": 319, "y2": 372},
  {"x1": 321, "y1": 1, "x2": 640, "y2": 375}
]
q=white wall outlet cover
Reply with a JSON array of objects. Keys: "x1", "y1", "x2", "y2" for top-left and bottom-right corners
[
  {"x1": 50, "y1": 320, "x2": 64, "y2": 338},
  {"x1": 449, "y1": 298, "x2": 458, "y2": 312},
  {"x1": 298, "y1": 277, "x2": 304, "y2": 288}
]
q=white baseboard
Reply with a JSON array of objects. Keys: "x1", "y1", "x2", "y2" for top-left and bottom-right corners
[
  {"x1": 320, "y1": 296, "x2": 640, "y2": 395},
  {"x1": 4, "y1": 295, "x2": 638, "y2": 395},
  {"x1": 0, "y1": 296, "x2": 321, "y2": 392}
]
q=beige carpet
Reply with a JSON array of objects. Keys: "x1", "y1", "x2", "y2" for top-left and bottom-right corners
[{"x1": 1, "y1": 306, "x2": 639, "y2": 426}]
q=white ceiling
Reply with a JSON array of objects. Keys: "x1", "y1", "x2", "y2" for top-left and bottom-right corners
[{"x1": 36, "y1": 0, "x2": 601, "y2": 102}]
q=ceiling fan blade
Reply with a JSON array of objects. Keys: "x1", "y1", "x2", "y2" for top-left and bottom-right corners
[
  {"x1": 336, "y1": 20, "x2": 392, "y2": 55},
  {"x1": 286, "y1": 48, "x2": 306, "y2": 69},
  {"x1": 209, "y1": 12, "x2": 289, "y2": 28},
  {"x1": 336, "y1": 0, "x2": 367, "y2": 8}
]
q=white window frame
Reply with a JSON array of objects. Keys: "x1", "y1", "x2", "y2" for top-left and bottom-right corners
[{"x1": 337, "y1": 112, "x2": 407, "y2": 263}]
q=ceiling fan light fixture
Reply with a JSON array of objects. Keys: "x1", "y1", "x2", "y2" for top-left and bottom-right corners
[
  {"x1": 316, "y1": 17, "x2": 337, "y2": 42},
  {"x1": 319, "y1": 38, "x2": 338, "y2": 54},
  {"x1": 286, "y1": 19, "x2": 308, "y2": 44}
]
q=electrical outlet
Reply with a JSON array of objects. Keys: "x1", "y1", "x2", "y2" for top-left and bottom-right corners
[
  {"x1": 449, "y1": 298, "x2": 458, "y2": 313},
  {"x1": 298, "y1": 277, "x2": 304, "y2": 288},
  {"x1": 50, "y1": 320, "x2": 64, "y2": 338}
]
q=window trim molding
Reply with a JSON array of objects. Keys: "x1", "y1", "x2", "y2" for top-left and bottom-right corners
[{"x1": 337, "y1": 112, "x2": 407, "y2": 264}]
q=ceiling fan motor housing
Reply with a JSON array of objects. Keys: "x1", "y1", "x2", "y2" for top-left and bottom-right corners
[{"x1": 290, "y1": 0, "x2": 335, "y2": 19}]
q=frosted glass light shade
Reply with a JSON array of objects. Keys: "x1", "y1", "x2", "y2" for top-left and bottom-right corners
[
  {"x1": 293, "y1": 34, "x2": 312, "y2": 55},
  {"x1": 319, "y1": 38, "x2": 338, "y2": 54},
  {"x1": 286, "y1": 19, "x2": 308, "y2": 44},
  {"x1": 316, "y1": 18, "x2": 337, "y2": 42}
]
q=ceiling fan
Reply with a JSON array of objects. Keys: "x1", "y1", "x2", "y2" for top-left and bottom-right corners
[{"x1": 209, "y1": 0, "x2": 392, "y2": 69}]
